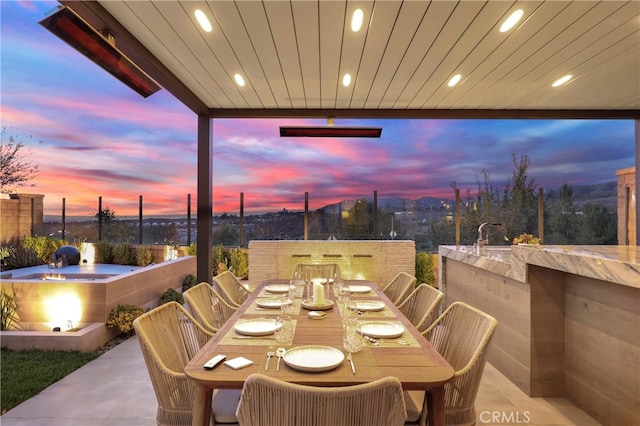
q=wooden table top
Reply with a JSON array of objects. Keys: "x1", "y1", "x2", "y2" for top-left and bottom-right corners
[{"x1": 185, "y1": 279, "x2": 454, "y2": 390}]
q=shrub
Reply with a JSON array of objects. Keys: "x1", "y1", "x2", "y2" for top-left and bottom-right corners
[
  {"x1": 95, "y1": 241, "x2": 113, "y2": 264},
  {"x1": 113, "y1": 243, "x2": 134, "y2": 265},
  {"x1": 182, "y1": 274, "x2": 197, "y2": 292},
  {"x1": 229, "y1": 247, "x2": 248, "y2": 279},
  {"x1": 212, "y1": 244, "x2": 227, "y2": 275},
  {"x1": 0, "y1": 286, "x2": 19, "y2": 331},
  {"x1": 160, "y1": 288, "x2": 184, "y2": 305},
  {"x1": 0, "y1": 245, "x2": 15, "y2": 270},
  {"x1": 22, "y1": 236, "x2": 60, "y2": 263},
  {"x1": 106, "y1": 304, "x2": 143, "y2": 335},
  {"x1": 415, "y1": 252, "x2": 435, "y2": 287},
  {"x1": 135, "y1": 245, "x2": 153, "y2": 266},
  {"x1": 3, "y1": 242, "x2": 40, "y2": 270},
  {"x1": 186, "y1": 243, "x2": 197, "y2": 256}
]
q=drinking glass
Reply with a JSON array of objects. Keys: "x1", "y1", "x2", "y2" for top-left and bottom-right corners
[
  {"x1": 303, "y1": 269, "x2": 313, "y2": 300},
  {"x1": 281, "y1": 294, "x2": 295, "y2": 315},
  {"x1": 290, "y1": 271, "x2": 304, "y2": 298},
  {"x1": 275, "y1": 315, "x2": 293, "y2": 345},
  {"x1": 342, "y1": 317, "x2": 363, "y2": 353},
  {"x1": 341, "y1": 299, "x2": 359, "y2": 327},
  {"x1": 337, "y1": 283, "x2": 350, "y2": 315}
]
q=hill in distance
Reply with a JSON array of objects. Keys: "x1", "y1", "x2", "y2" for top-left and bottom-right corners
[{"x1": 323, "y1": 181, "x2": 617, "y2": 212}]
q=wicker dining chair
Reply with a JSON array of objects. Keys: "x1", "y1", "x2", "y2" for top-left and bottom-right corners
[
  {"x1": 294, "y1": 263, "x2": 341, "y2": 283},
  {"x1": 381, "y1": 271, "x2": 417, "y2": 305},
  {"x1": 212, "y1": 270, "x2": 250, "y2": 307},
  {"x1": 236, "y1": 373, "x2": 407, "y2": 426},
  {"x1": 396, "y1": 283, "x2": 444, "y2": 333},
  {"x1": 133, "y1": 301, "x2": 240, "y2": 425},
  {"x1": 183, "y1": 282, "x2": 238, "y2": 333},
  {"x1": 404, "y1": 302, "x2": 498, "y2": 426}
]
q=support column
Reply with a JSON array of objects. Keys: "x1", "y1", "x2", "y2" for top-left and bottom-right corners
[
  {"x1": 634, "y1": 119, "x2": 640, "y2": 246},
  {"x1": 197, "y1": 115, "x2": 213, "y2": 283}
]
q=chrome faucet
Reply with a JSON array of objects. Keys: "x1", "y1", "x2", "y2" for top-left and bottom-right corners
[{"x1": 477, "y1": 222, "x2": 502, "y2": 254}]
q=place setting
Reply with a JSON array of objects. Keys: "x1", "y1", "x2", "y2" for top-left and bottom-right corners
[
  {"x1": 245, "y1": 294, "x2": 302, "y2": 315},
  {"x1": 357, "y1": 320, "x2": 420, "y2": 347},
  {"x1": 220, "y1": 315, "x2": 298, "y2": 346},
  {"x1": 260, "y1": 317, "x2": 380, "y2": 378}
]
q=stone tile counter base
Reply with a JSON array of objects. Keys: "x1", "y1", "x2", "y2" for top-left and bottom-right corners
[{"x1": 439, "y1": 245, "x2": 640, "y2": 426}]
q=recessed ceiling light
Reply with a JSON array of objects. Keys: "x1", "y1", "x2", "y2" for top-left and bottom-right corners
[
  {"x1": 500, "y1": 9, "x2": 523, "y2": 33},
  {"x1": 351, "y1": 9, "x2": 364, "y2": 32},
  {"x1": 195, "y1": 9, "x2": 212, "y2": 32},
  {"x1": 552, "y1": 75, "x2": 572, "y2": 87},
  {"x1": 342, "y1": 73, "x2": 352, "y2": 87},
  {"x1": 448, "y1": 74, "x2": 462, "y2": 87},
  {"x1": 234, "y1": 73, "x2": 246, "y2": 87}
]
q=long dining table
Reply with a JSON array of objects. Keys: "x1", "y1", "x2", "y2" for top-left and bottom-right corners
[{"x1": 184, "y1": 279, "x2": 454, "y2": 426}]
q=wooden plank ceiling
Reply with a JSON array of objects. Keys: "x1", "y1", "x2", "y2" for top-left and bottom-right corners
[{"x1": 60, "y1": 0, "x2": 639, "y2": 118}]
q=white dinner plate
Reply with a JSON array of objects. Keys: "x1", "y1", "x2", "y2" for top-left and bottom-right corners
[
  {"x1": 359, "y1": 322, "x2": 405, "y2": 339},
  {"x1": 256, "y1": 298, "x2": 283, "y2": 309},
  {"x1": 282, "y1": 345, "x2": 345, "y2": 372},
  {"x1": 354, "y1": 300, "x2": 385, "y2": 312},
  {"x1": 234, "y1": 318, "x2": 277, "y2": 336},
  {"x1": 347, "y1": 285, "x2": 371, "y2": 294},
  {"x1": 264, "y1": 284, "x2": 291, "y2": 294}
]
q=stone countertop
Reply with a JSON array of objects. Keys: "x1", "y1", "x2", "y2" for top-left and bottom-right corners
[{"x1": 439, "y1": 245, "x2": 640, "y2": 288}]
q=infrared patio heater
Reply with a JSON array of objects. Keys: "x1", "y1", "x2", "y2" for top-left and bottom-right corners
[
  {"x1": 280, "y1": 117, "x2": 382, "y2": 138},
  {"x1": 39, "y1": 5, "x2": 160, "y2": 98}
]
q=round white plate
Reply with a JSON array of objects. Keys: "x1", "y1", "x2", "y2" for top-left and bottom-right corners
[
  {"x1": 264, "y1": 284, "x2": 291, "y2": 294},
  {"x1": 234, "y1": 318, "x2": 277, "y2": 336},
  {"x1": 359, "y1": 322, "x2": 405, "y2": 338},
  {"x1": 282, "y1": 345, "x2": 345, "y2": 372},
  {"x1": 354, "y1": 300, "x2": 385, "y2": 312},
  {"x1": 347, "y1": 285, "x2": 371, "y2": 294},
  {"x1": 256, "y1": 298, "x2": 283, "y2": 309}
]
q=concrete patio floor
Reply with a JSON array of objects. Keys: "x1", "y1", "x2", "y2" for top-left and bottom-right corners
[{"x1": 1, "y1": 335, "x2": 600, "y2": 426}]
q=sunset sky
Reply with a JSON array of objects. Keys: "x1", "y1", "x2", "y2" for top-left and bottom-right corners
[{"x1": 1, "y1": 1, "x2": 635, "y2": 218}]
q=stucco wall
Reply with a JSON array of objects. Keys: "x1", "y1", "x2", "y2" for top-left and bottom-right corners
[
  {"x1": 0, "y1": 193, "x2": 44, "y2": 241},
  {"x1": 247, "y1": 240, "x2": 415, "y2": 287}
]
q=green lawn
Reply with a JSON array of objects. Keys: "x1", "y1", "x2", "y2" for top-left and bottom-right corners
[{"x1": 1, "y1": 347, "x2": 100, "y2": 414}]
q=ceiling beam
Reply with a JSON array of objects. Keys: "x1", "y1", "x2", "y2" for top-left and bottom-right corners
[{"x1": 210, "y1": 108, "x2": 640, "y2": 120}]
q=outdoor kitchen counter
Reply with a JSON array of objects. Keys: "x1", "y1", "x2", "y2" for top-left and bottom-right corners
[
  {"x1": 439, "y1": 244, "x2": 640, "y2": 287},
  {"x1": 439, "y1": 244, "x2": 640, "y2": 426}
]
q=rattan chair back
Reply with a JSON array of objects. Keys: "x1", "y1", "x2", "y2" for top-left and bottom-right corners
[
  {"x1": 184, "y1": 282, "x2": 238, "y2": 333},
  {"x1": 397, "y1": 283, "x2": 444, "y2": 333},
  {"x1": 236, "y1": 374, "x2": 407, "y2": 426},
  {"x1": 382, "y1": 271, "x2": 417, "y2": 305}
]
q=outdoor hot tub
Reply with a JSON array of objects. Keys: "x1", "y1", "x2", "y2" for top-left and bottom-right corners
[{"x1": 1, "y1": 256, "x2": 196, "y2": 350}]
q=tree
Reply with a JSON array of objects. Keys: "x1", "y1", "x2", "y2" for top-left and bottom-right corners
[
  {"x1": 577, "y1": 203, "x2": 617, "y2": 244},
  {"x1": 213, "y1": 222, "x2": 239, "y2": 246},
  {"x1": 545, "y1": 184, "x2": 578, "y2": 244},
  {"x1": 0, "y1": 127, "x2": 41, "y2": 194},
  {"x1": 91, "y1": 206, "x2": 136, "y2": 243},
  {"x1": 501, "y1": 153, "x2": 537, "y2": 239}
]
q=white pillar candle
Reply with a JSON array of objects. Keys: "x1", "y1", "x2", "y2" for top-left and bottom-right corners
[{"x1": 313, "y1": 282, "x2": 325, "y2": 304}]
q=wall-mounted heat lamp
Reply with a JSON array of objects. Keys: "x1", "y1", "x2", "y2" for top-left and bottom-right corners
[
  {"x1": 39, "y1": 6, "x2": 161, "y2": 98},
  {"x1": 279, "y1": 126, "x2": 382, "y2": 137}
]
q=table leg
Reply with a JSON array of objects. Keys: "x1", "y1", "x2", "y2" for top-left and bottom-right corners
[
  {"x1": 192, "y1": 383, "x2": 213, "y2": 426},
  {"x1": 426, "y1": 386, "x2": 445, "y2": 426}
]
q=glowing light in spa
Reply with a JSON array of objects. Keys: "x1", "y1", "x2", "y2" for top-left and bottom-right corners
[
  {"x1": 80, "y1": 243, "x2": 95, "y2": 265},
  {"x1": 164, "y1": 245, "x2": 179, "y2": 261},
  {"x1": 45, "y1": 292, "x2": 83, "y2": 330}
]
